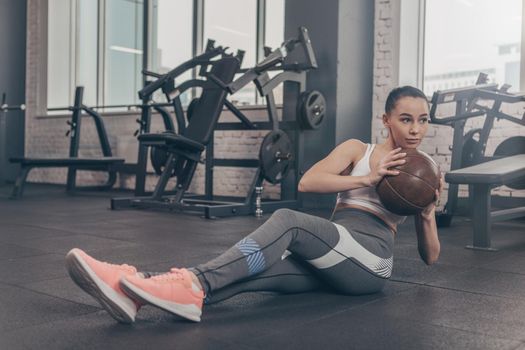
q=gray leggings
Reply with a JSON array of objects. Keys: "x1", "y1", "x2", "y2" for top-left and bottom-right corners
[{"x1": 188, "y1": 208, "x2": 395, "y2": 304}]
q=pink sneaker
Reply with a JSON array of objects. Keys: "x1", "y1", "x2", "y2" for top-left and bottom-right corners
[
  {"x1": 65, "y1": 248, "x2": 141, "y2": 323},
  {"x1": 120, "y1": 268, "x2": 204, "y2": 322}
]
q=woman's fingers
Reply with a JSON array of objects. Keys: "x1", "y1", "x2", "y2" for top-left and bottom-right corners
[
  {"x1": 385, "y1": 159, "x2": 406, "y2": 168},
  {"x1": 391, "y1": 152, "x2": 407, "y2": 160},
  {"x1": 389, "y1": 147, "x2": 403, "y2": 154},
  {"x1": 374, "y1": 149, "x2": 407, "y2": 180},
  {"x1": 386, "y1": 169, "x2": 400, "y2": 176}
]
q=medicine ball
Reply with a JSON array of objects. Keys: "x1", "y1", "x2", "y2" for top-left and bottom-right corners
[{"x1": 376, "y1": 148, "x2": 440, "y2": 215}]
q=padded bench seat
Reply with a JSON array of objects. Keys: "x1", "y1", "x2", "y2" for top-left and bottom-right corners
[
  {"x1": 9, "y1": 157, "x2": 125, "y2": 199},
  {"x1": 445, "y1": 154, "x2": 525, "y2": 250}
]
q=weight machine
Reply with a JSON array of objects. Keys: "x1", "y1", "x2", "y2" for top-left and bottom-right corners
[
  {"x1": 111, "y1": 27, "x2": 327, "y2": 218},
  {"x1": 429, "y1": 73, "x2": 525, "y2": 226}
]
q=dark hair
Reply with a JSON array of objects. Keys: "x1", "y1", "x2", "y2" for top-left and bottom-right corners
[{"x1": 385, "y1": 86, "x2": 428, "y2": 115}]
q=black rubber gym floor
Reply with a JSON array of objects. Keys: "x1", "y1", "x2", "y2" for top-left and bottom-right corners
[{"x1": 1, "y1": 184, "x2": 525, "y2": 350}]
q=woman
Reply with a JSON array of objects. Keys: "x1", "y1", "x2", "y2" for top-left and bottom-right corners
[{"x1": 66, "y1": 86, "x2": 442, "y2": 324}]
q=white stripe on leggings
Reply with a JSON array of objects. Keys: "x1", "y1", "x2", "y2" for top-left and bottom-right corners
[{"x1": 306, "y1": 223, "x2": 393, "y2": 278}]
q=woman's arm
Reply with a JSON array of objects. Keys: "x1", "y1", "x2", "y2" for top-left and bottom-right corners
[
  {"x1": 298, "y1": 139, "x2": 368, "y2": 193},
  {"x1": 298, "y1": 140, "x2": 406, "y2": 194},
  {"x1": 414, "y1": 209, "x2": 440, "y2": 265},
  {"x1": 414, "y1": 175, "x2": 444, "y2": 265}
]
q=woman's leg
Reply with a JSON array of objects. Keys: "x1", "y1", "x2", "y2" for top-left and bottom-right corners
[
  {"x1": 205, "y1": 254, "x2": 324, "y2": 304},
  {"x1": 190, "y1": 208, "x2": 393, "y2": 299}
]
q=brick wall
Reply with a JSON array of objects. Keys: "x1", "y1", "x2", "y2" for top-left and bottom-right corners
[{"x1": 373, "y1": 0, "x2": 525, "y2": 208}]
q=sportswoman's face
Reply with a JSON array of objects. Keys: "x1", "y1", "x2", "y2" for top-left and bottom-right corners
[{"x1": 383, "y1": 96, "x2": 429, "y2": 149}]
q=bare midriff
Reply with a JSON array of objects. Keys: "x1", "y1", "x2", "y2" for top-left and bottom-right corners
[{"x1": 334, "y1": 202, "x2": 397, "y2": 235}]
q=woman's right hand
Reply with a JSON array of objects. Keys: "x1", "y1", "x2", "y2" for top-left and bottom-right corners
[{"x1": 367, "y1": 148, "x2": 406, "y2": 186}]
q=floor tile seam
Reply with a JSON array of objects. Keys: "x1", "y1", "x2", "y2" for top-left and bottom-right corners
[
  {"x1": 422, "y1": 264, "x2": 525, "y2": 287},
  {"x1": 402, "y1": 316, "x2": 525, "y2": 344},
  {"x1": 74, "y1": 232, "x2": 154, "y2": 246},
  {"x1": 0, "y1": 280, "x2": 20, "y2": 288},
  {"x1": 388, "y1": 315, "x2": 525, "y2": 344},
  {"x1": 393, "y1": 256, "x2": 484, "y2": 269},
  {"x1": 389, "y1": 278, "x2": 428, "y2": 286},
  {"x1": 405, "y1": 281, "x2": 525, "y2": 303},
  {"x1": 14, "y1": 233, "x2": 146, "y2": 252},
  {"x1": 390, "y1": 266, "x2": 478, "y2": 285},
  {"x1": 427, "y1": 282, "x2": 525, "y2": 301},
  {"x1": 471, "y1": 266, "x2": 525, "y2": 278},
  {"x1": 5, "y1": 281, "x2": 104, "y2": 310},
  {"x1": 0, "y1": 243, "x2": 51, "y2": 260},
  {"x1": 73, "y1": 231, "x2": 161, "y2": 245},
  {"x1": 0, "y1": 228, "x2": 74, "y2": 243},
  {"x1": 0, "y1": 253, "x2": 53, "y2": 263},
  {"x1": 4, "y1": 222, "x2": 79, "y2": 236},
  {"x1": 0, "y1": 309, "x2": 104, "y2": 335},
  {"x1": 393, "y1": 258, "x2": 493, "y2": 268},
  {"x1": 1, "y1": 252, "x2": 64, "y2": 263}
]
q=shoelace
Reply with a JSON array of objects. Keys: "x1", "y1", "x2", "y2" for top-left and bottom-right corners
[
  {"x1": 150, "y1": 268, "x2": 186, "y2": 283},
  {"x1": 101, "y1": 261, "x2": 137, "y2": 274}
]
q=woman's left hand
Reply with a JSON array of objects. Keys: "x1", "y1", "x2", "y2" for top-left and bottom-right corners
[{"x1": 420, "y1": 173, "x2": 444, "y2": 220}]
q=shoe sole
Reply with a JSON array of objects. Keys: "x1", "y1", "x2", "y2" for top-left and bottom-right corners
[
  {"x1": 120, "y1": 278, "x2": 201, "y2": 322},
  {"x1": 65, "y1": 249, "x2": 136, "y2": 324}
]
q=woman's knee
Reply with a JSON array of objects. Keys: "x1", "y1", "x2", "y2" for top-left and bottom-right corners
[
  {"x1": 273, "y1": 208, "x2": 296, "y2": 218},
  {"x1": 271, "y1": 208, "x2": 299, "y2": 224}
]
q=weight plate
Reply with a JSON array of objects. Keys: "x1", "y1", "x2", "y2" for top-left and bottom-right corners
[
  {"x1": 299, "y1": 90, "x2": 326, "y2": 130},
  {"x1": 150, "y1": 146, "x2": 171, "y2": 176},
  {"x1": 494, "y1": 135, "x2": 525, "y2": 189},
  {"x1": 259, "y1": 130, "x2": 293, "y2": 184},
  {"x1": 149, "y1": 132, "x2": 177, "y2": 177}
]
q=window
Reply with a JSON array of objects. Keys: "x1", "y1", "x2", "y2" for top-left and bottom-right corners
[
  {"x1": 104, "y1": 0, "x2": 144, "y2": 106},
  {"x1": 204, "y1": 0, "x2": 257, "y2": 105},
  {"x1": 48, "y1": 0, "x2": 98, "y2": 108},
  {"x1": 46, "y1": 0, "x2": 286, "y2": 110},
  {"x1": 150, "y1": 0, "x2": 193, "y2": 105},
  {"x1": 423, "y1": 0, "x2": 522, "y2": 94},
  {"x1": 265, "y1": 0, "x2": 285, "y2": 105},
  {"x1": 76, "y1": 0, "x2": 98, "y2": 106},
  {"x1": 204, "y1": 0, "x2": 257, "y2": 69},
  {"x1": 102, "y1": 0, "x2": 143, "y2": 105},
  {"x1": 47, "y1": 0, "x2": 143, "y2": 108},
  {"x1": 265, "y1": 0, "x2": 285, "y2": 51}
]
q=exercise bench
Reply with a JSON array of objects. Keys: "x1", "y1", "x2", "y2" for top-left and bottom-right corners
[
  {"x1": 10, "y1": 87, "x2": 124, "y2": 198},
  {"x1": 445, "y1": 154, "x2": 525, "y2": 250}
]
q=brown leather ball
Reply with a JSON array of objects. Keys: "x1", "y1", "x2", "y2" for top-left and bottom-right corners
[{"x1": 376, "y1": 148, "x2": 440, "y2": 216}]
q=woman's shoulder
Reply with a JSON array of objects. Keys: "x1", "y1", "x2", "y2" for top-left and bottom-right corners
[
  {"x1": 338, "y1": 139, "x2": 369, "y2": 154},
  {"x1": 331, "y1": 139, "x2": 369, "y2": 169}
]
